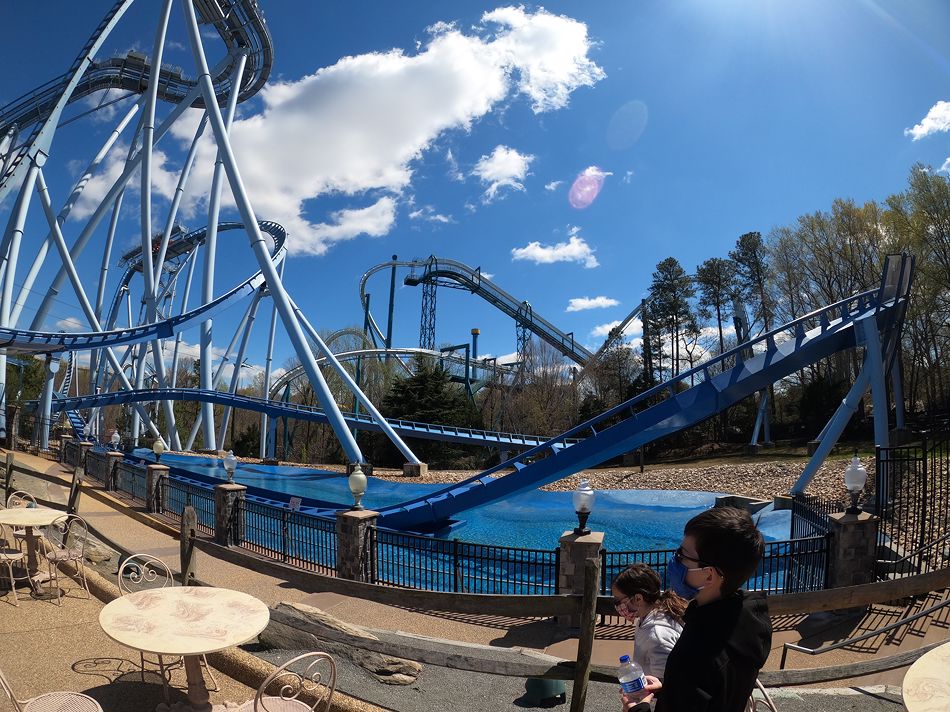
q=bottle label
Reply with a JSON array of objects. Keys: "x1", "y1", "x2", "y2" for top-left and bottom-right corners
[{"x1": 620, "y1": 677, "x2": 646, "y2": 694}]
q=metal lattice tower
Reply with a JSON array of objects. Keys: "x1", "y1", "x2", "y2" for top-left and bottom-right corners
[{"x1": 419, "y1": 279, "x2": 437, "y2": 351}]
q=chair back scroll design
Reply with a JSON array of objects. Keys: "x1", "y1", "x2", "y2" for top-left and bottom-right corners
[
  {"x1": 117, "y1": 554, "x2": 174, "y2": 593},
  {"x1": 0, "y1": 666, "x2": 23, "y2": 712},
  {"x1": 5, "y1": 491, "x2": 36, "y2": 509},
  {"x1": 256, "y1": 652, "x2": 336, "y2": 712},
  {"x1": 48, "y1": 514, "x2": 88, "y2": 556}
]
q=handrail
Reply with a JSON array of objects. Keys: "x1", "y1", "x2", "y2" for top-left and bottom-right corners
[
  {"x1": 878, "y1": 529, "x2": 950, "y2": 569},
  {"x1": 779, "y1": 593, "x2": 950, "y2": 668}
]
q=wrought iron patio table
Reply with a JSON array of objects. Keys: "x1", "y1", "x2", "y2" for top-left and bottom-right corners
[
  {"x1": 0, "y1": 506, "x2": 64, "y2": 597},
  {"x1": 99, "y1": 586, "x2": 270, "y2": 712}
]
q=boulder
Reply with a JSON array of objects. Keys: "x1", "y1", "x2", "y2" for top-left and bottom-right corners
[
  {"x1": 84, "y1": 545, "x2": 113, "y2": 563},
  {"x1": 260, "y1": 602, "x2": 422, "y2": 685}
]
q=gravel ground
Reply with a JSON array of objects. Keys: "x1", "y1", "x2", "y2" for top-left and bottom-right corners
[{"x1": 168, "y1": 448, "x2": 873, "y2": 503}]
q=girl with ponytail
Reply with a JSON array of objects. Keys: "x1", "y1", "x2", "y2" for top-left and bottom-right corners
[{"x1": 611, "y1": 563, "x2": 686, "y2": 681}]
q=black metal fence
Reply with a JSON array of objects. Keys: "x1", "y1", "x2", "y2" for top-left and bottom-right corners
[
  {"x1": 790, "y1": 493, "x2": 841, "y2": 539},
  {"x1": 238, "y1": 499, "x2": 337, "y2": 575},
  {"x1": 601, "y1": 536, "x2": 829, "y2": 596},
  {"x1": 161, "y1": 478, "x2": 215, "y2": 535},
  {"x1": 367, "y1": 527, "x2": 560, "y2": 594},
  {"x1": 876, "y1": 434, "x2": 950, "y2": 577}
]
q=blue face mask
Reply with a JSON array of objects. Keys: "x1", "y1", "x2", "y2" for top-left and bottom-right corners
[{"x1": 668, "y1": 556, "x2": 702, "y2": 599}]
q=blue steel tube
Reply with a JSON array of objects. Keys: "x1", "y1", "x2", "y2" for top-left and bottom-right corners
[
  {"x1": 39, "y1": 357, "x2": 57, "y2": 451},
  {"x1": 291, "y1": 302, "x2": 421, "y2": 465},
  {"x1": 386, "y1": 254, "x2": 397, "y2": 353},
  {"x1": 199, "y1": 52, "x2": 248, "y2": 451},
  {"x1": 28, "y1": 60, "x2": 225, "y2": 332},
  {"x1": 0, "y1": 162, "x2": 39, "y2": 438},
  {"x1": 217, "y1": 289, "x2": 263, "y2": 446},
  {"x1": 260, "y1": 260, "x2": 284, "y2": 459},
  {"x1": 182, "y1": 0, "x2": 364, "y2": 465},
  {"x1": 35, "y1": 170, "x2": 163, "y2": 441}
]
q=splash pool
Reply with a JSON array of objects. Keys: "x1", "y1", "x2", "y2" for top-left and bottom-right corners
[{"x1": 135, "y1": 451, "x2": 791, "y2": 550}]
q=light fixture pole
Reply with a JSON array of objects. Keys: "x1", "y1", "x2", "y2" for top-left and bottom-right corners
[
  {"x1": 572, "y1": 478, "x2": 596, "y2": 535},
  {"x1": 844, "y1": 451, "x2": 868, "y2": 515},
  {"x1": 152, "y1": 438, "x2": 166, "y2": 464},
  {"x1": 348, "y1": 464, "x2": 367, "y2": 511},
  {"x1": 223, "y1": 449, "x2": 237, "y2": 484}
]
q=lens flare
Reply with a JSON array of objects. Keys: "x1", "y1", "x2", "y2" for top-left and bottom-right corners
[{"x1": 568, "y1": 166, "x2": 609, "y2": 209}]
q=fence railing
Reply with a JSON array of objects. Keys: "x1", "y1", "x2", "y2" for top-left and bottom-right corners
[
  {"x1": 238, "y1": 499, "x2": 337, "y2": 575},
  {"x1": 876, "y1": 434, "x2": 950, "y2": 577},
  {"x1": 161, "y1": 478, "x2": 215, "y2": 536},
  {"x1": 601, "y1": 536, "x2": 830, "y2": 596},
  {"x1": 114, "y1": 461, "x2": 149, "y2": 502},
  {"x1": 790, "y1": 493, "x2": 841, "y2": 539},
  {"x1": 367, "y1": 527, "x2": 560, "y2": 595}
]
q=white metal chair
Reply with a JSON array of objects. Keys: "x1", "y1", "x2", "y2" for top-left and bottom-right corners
[
  {"x1": 116, "y1": 554, "x2": 218, "y2": 700},
  {"x1": 235, "y1": 652, "x2": 336, "y2": 712},
  {"x1": 5, "y1": 491, "x2": 38, "y2": 547},
  {"x1": 0, "y1": 523, "x2": 28, "y2": 607},
  {"x1": 745, "y1": 680, "x2": 779, "y2": 712},
  {"x1": 0, "y1": 664, "x2": 103, "y2": 711},
  {"x1": 42, "y1": 514, "x2": 91, "y2": 605}
]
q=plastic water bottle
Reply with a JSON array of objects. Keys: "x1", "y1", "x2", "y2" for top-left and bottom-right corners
[{"x1": 618, "y1": 655, "x2": 647, "y2": 695}]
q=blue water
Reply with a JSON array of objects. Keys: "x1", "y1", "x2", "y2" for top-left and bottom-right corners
[{"x1": 135, "y1": 450, "x2": 791, "y2": 550}]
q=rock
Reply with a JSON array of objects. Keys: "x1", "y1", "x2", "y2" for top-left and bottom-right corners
[
  {"x1": 85, "y1": 545, "x2": 113, "y2": 563},
  {"x1": 261, "y1": 602, "x2": 422, "y2": 685}
]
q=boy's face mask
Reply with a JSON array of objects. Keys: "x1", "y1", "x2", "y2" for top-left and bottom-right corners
[{"x1": 667, "y1": 556, "x2": 704, "y2": 599}]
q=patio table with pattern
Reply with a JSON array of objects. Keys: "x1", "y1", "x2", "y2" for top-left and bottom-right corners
[
  {"x1": 99, "y1": 586, "x2": 270, "y2": 712},
  {"x1": 0, "y1": 505, "x2": 63, "y2": 597}
]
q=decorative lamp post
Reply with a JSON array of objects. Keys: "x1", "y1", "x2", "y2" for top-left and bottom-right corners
[
  {"x1": 110, "y1": 430, "x2": 121, "y2": 451},
  {"x1": 152, "y1": 438, "x2": 166, "y2": 463},
  {"x1": 844, "y1": 452, "x2": 868, "y2": 515},
  {"x1": 223, "y1": 450, "x2": 238, "y2": 484},
  {"x1": 572, "y1": 478, "x2": 596, "y2": 535},
  {"x1": 348, "y1": 465, "x2": 367, "y2": 511}
]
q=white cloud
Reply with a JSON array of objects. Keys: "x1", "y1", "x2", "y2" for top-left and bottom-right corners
[
  {"x1": 480, "y1": 272, "x2": 494, "y2": 280},
  {"x1": 566, "y1": 296, "x2": 619, "y2": 312},
  {"x1": 622, "y1": 170, "x2": 635, "y2": 184},
  {"x1": 146, "y1": 7, "x2": 603, "y2": 256},
  {"x1": 70, "y1": 141, "x2": 179, "y2": 221},
  {"x1": 545, "y1": 180, "x2": 563, "y2": 191},
  {"x1": 408, "y1": 204, "x2": 453, "y2": 224},
  {"x1": 81, "y1": 88, "x2": 136, "y2": 123},
  {"x1": 511, "y1": 227, "x2": 599, "y2": 268},
  {"x1": 940, "y1": 156, "x2": 950, "y2": 174},
  {"x1": 905, "y1": 101, "x2": 950, "y2": 140},
  {"x1": 55, "y1": 316, "x2": 85, "y2": 332},
  {"x1": 590, "y1": 320, "x2": 621, "y2": 338},
  {"x1": 306, "y1": 197, "x2": 397, "y2": 251},
  {"x1": 472, "y1": 145, "x2": 534, "y2": 202},
  {"x1": 445, "y1": 149, "x2": 466, "y2": 181}
]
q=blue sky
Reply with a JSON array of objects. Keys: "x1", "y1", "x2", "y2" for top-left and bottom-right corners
[{"x1": 3, "y1": 0, "x2": 950, "y2": 385}]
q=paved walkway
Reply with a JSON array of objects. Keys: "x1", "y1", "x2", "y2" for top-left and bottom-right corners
[{"x1": 5, "y1": 449, "x2": 950, "y2": 710}]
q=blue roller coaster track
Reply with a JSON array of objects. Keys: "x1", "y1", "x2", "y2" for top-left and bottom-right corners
[{"x1": 369, "y1": 254, "x2": 913, "y2": 530}]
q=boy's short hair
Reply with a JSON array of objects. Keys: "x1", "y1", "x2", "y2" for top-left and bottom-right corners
[{"x1": 684, "y1": 507, "x2": 764, "y2": 595}]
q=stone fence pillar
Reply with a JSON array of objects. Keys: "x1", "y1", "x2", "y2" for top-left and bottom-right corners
[
  {"x1": 336, "y1": 509, "x2": 379, "y2": 581},
  {"x1": 826, "y1": 511, "x2": 879, "y2": 589},
  {"x1": 557, "y1": 530, "x2": 604, "y2": 628},
  {"x1": 78, "y1": 441, "x2": 93, "y2": 474},
  {"x1": 146, "y1": 464, "x2": 169, "y2": 514},
  {"x1": 214, "y1": 483, "x2": 247, "y2": 546},
  {"x1": 104, "y1": 451, "x2": 123, "y2": 491}
]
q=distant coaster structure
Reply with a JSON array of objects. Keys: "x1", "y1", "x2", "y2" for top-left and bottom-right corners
[{"x1": 1, "y1": 2, "x2": 915, "y2": 529}]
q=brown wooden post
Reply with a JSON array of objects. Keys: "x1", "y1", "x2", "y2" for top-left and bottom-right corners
[
  {"x1": 180, "y1": 505, "x2": 198, "y2": 584},
  {"x1": 66, "y1": 467, "x2": 84, "y2": 515},
  {"x1": 3, "y1": 452, "x2": 13, "y2": 498},
  {"x1": 570, "y1": 557, "x2": 600, "y2": 712}
]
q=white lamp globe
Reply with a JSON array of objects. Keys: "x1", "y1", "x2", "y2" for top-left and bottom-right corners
[
  {"x1": 572, "y1": 478, "x2": 595, "y2": 514},
  {"x1": 348, "y1": 465, "x2": 367, "y2": 510},
  {"x1": 223, "y1": 450, "x2": 238, "y2": 482},
  {"x1": 844, "y1": 455, "x2": 867, "y2": 494}
]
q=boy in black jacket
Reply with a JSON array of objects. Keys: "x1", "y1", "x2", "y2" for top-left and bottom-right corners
[{"x1": 623, "y1": 507, "x2": 772, "y2": 712}]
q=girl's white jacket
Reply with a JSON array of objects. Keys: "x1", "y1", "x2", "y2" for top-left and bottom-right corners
[{"x1": 633, "y1": 609, "x2": 683, "y2": 681}]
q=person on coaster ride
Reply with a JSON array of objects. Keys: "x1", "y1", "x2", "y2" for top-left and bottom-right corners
[
  {"x1": 623, "y1": 507, "x2": 772, "y2": 712},
  {"x1": 611, "y1": 563, "x2": 686, "y2": 681}
]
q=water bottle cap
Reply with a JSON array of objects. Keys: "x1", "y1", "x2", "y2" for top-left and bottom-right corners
[{"x1": 619, "y1": 655, "x2": 630, "y2": 663}]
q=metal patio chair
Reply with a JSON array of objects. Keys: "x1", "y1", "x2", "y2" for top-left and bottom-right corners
[
  {"x1": 745, "y1": 680, "x2": 779, "y2": 712},
  {"x1": 5, "y1": 491, "x2": 39, "y2": 547},
  {"x1": 0, "y1": 663, "x2": 103, "y2": 711},
  {"x1": 42, "y1": 514, "x2": 91, "y2": 605},
  {"x1": 0, "y1": 523, "x2": 28, "y2": 607},
  {"x1": 116, "y1": 554, "x2": 218, "y2": 700},
  {"x1": 235, "y1": 651, "x2": 336, "y2": 712}
]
